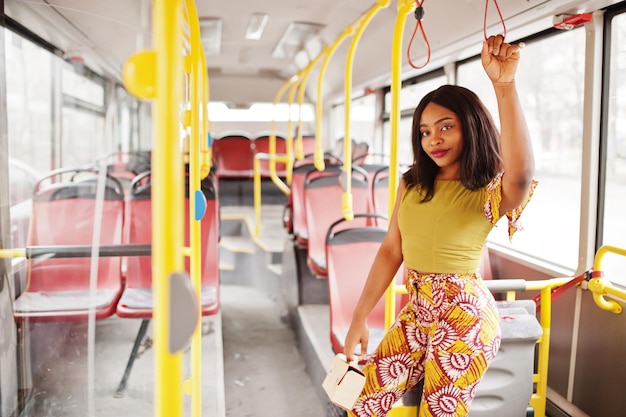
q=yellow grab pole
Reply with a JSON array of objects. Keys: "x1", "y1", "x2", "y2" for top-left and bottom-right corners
[
  {"x1": 295, "y1": 54, "x2": 324, "y2": 162},
  {"x1": 267, "y1": 77, "x2": 293, "y2": 196},
  {"x1": 201, "y1": 50, "x2": 212, "y2": 179},
  {"x1": 590, "y1": 245, "x2": 626, "y2": 313},
  {"x1": 153, "y1": 0, "x2": 184, "y2": 416},
  {"x1": 182, "y1": 1, "x2": 205, "y2": 415},
  {"x1": 315, "y1": 23, "x2": 361, "y2": 172},
  {"x1": 284, "y1": 75, "x2": 302, "y2": 185},
  {"x1": 343, "y1": 0, "x2": 391, "y2": 222},
  {"x1": 254, "y1": 158, "x2": 262, "y2": 237},
  {"x1": 385, "y1": 0, "x2": 415, "y2": 331}
]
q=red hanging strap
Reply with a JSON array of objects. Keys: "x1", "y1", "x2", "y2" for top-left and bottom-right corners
[
  {"x1": 484, "y1": 0, "x2": 506, "y2": 40},
  {"x1": 407, "y1": 0, "x2": 431, "y2": 69},
  {"x1": 533, "y1": 270, "x2": 604, "y2": 313}
]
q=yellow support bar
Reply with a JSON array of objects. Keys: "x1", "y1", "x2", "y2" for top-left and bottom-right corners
[
  {"x1": 268, "y1": 77, "x2": 296, "y2": 196},
  {"x1": 284, "y1": 75, "x2": 301, "y2": 185},
  {"x1": 314, "y1": 16, "x2": 367, "y2": 172},
  {"x1": 181, "y1": 1, "x2": 208, "y2": 416},
  {"x1": 295, "y1": 54, "x2": 324, "y2": 162},
  {"x1": 0, "y1": 248, "x2": 26, "y2": 258},
  {"x1": 343, "y1": 0, "x2": 391, "y2": 222},
  {"x1": 590, "y1": 245, "x2": 626, "y2": 313},
  {"x1": 152, "y1": 1, "x2": 185, "y2": 416},
  {"x1": 385, "y1": 0, "x2": 415, "y2": 331}
]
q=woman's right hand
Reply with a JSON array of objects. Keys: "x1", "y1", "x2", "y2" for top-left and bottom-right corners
[{"x1": 343, "y1": 319, "x2": 370, "y2": 363}]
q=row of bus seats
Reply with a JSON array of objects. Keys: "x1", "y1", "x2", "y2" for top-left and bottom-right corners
[
  {"x1": 211, "y1": 131, "x2": 305, "y2": 179},
  {"x1": 11, "y1": 166, "x2": 220, "y2": 394},
  {"x1": 212, "y1": 132, "x2": 370, "y2": 179},
  {"x1": 283, "y1": 158, "x2": 397, "y2": 356},
  {"x1": 12, "y1": 165, "x2": 220, "y2": 321}
]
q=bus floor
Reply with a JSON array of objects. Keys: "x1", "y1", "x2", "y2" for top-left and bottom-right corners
[
  {"x1": 17, "y1": 311, "x2": 224, "y2": 417},
  {"x1": 221, "y1": 284, "x2": 325, "y2": 417}
]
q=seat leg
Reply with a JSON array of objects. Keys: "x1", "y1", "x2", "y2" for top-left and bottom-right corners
[{"x1": 115, "y1": 319, "x2": 150, "y2": 397}]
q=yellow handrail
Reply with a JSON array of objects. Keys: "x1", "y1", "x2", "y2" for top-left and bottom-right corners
[
  {"x1": 151, "y1": 1, "x2": 185, "y2": 415},
  {"x1": 342, "y1": 0, "x2": 391, "y2": 223},
  {"x1": 284, "y1": 74, "x2": 301, "y2": 185},
  {"x1": 384, "y1": 0, "x2": 416, "y2": 331},
  {"x1": 590, "y1": 245, "x2": 626, "y2": 313},
  {"x1": 267, "y1": 78, "x2": 296, "y2": 196},
  {"x1": 181, "y1": 1, "x2": 209, "y2": 416},
  {"x1": 295, "y1": 53, "x2": 325, "y2": 162}
]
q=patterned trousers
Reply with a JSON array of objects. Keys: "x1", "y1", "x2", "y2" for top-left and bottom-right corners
[{"x1": 350, "y1": 270, "x2": 501, "y2": 417}]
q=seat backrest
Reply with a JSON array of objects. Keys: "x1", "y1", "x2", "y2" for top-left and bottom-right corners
[
  {"x1": 325, "y1": 216, "x2": 404, "y2": 355},
  {"x1": 15, "y1": 169, "x2": 125, "y2": 321},
  {"x1": 352, "y1": 141, "x2": 369, "y2": 165},
  {"x1": 371, "y1": 166, "x2": 390, "y2": 228},
  {"x1": 290, "y1": 162, "x2": 342, "y2": 247},
  {"x1": 184, "y1": 174, "x2": 220, "y2": 315},
  {"x1": 303, "y1": 169, "x2": 371, "y2": 277},
  {"x1": 117, "y1": 171, "x2": 220, "y2": 318},
  {"x1": 253, "y1": 132, "x2": 287, "y2": 177},
  {"x1": 212, "y1": 132, "x2": 254, "y2": 178},
  {"x1": 299, "y1": 134, "x2": 317, "y2": 157}
]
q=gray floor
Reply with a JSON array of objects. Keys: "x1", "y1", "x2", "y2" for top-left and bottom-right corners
[{"x1": 221, "y1": 285, "x2": 325, "y2": 417}]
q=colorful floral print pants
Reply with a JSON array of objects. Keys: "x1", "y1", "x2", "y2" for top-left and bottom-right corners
[{"x1": 350, "y1": 270, "x2": 501, "y2": 417}]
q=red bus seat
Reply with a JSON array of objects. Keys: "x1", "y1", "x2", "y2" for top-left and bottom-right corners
[
  {"x1": 116, "y1": 171, "x2": 220, "y2": 318},
  {"x1": 212, "y1": 132, "x2": 254, "y2": 178},
  {"x1": 114, "y1": 170, "x2": 219, "y2": 396},
  {"x1": 371, "y1": 166, "x2": 389, "y2": 228},
  {"x1": 287, "y1": 162, "x2": 343, "y2": 247},
  {"x1": 253, "y1": 132, "x2": 288, "y2": 178},
  {"x1": 325, "y1": 215, "x2": 405, "y2": 355},
  {"x1": 303, "y1": 168, "x2": 371, "y2": 278},
  {"x1": 14, "y1": 169, "x2": 125, "y2": 322}
]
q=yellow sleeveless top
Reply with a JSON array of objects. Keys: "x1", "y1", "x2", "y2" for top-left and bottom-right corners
[{"x1": 397, "y1": 174, "x2": 537, "y2": 274}]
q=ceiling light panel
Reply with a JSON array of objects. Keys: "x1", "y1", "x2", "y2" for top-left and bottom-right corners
[
  {"x1": 199, "y1": 17, "x2": 222, "y2": 56},
  {"x1": 272, "y1": 22, "x2": 324, "y2": 59},
  {"x1": 245, "y1": 13, "x2": 269, "y2": 41}
]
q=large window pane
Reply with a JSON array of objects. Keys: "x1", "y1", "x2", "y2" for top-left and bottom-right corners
[
  {"x1": 5, "y1": 30, "x2": 53, "y2": 173},
  {"x1": 382, "y1": 75, "x2": 447, "y2": 167},
  {"x1": 602, "y1": 12, "x2": 626, "y2": 285},
  {"x1": 458, "y1": 29, "x2": 585, "y2": 270}
]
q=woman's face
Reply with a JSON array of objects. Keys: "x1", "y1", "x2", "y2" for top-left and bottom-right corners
[{"x1": 419, "y1": 102, "x2": 464, "y2": 180}]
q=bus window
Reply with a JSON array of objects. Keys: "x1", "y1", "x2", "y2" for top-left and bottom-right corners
[
  {"x1": 458, "y1": 28, "x2": 585, "y2": 271},
  {"x1": 602, "y1": 11, "x2": 626, "y2": 286},
  {"x1": 382, "y1": 73, "x2": 447, "y2": 168}
]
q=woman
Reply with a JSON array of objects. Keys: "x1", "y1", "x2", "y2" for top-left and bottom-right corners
[{"x1": 343, "y1": 34, "x2": 536, "y2": 417}]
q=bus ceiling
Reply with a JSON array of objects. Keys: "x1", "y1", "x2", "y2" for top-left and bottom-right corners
[{"x1": 4, "y1": 0, "x2": 622, "y2": 103}]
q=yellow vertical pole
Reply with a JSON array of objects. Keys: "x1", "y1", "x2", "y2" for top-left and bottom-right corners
[
  {"x1": 315, "y1": 29, "x2": 355, "y2": 172},
  {"x1": 385, "y1": 0, "x2": 415, "y2": 330},
  {"x1": 342, "y1": 0, "x2": 391, "y2": 222},
  {"x1": 295, "y1": 54, "x2": 324, "y2": 163},
  {"x1": 285, "y1": 77, "x2": 301, "y2": 184},
  {"x1": 152, "y1": 0, "x2": 184, "y2": 416},
  {"x1": 182, "y1": 1, "x2": 205, "y2": 415}
]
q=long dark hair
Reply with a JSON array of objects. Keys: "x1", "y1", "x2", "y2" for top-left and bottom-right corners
[{"x1": 402, "y1": 84, "x2": 502, "y2": 201}]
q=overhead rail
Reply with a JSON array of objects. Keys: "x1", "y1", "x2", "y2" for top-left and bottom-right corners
[{"x1": 340, "y1": 0, "x2": 392, "y2": 224}]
